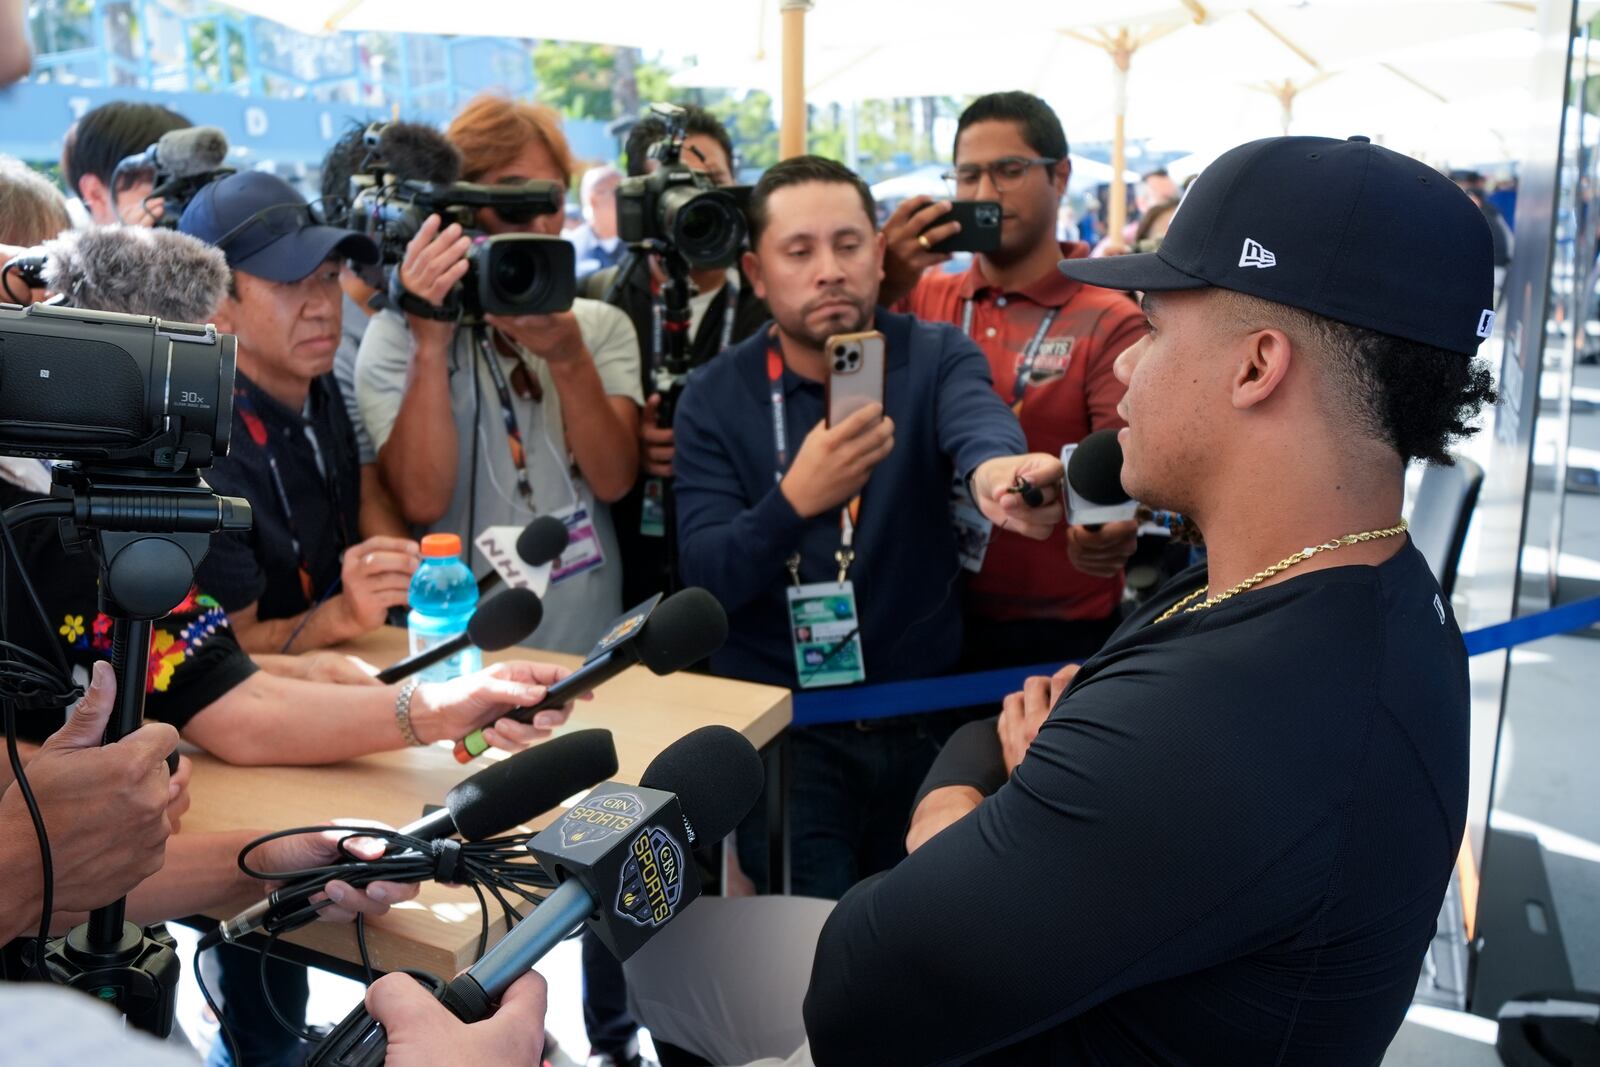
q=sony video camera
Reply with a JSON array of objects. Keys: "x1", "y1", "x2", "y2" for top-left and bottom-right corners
[
  {"x1": 347, "y1": 124, "x2": 575, "y2": 318},
  {"x1": 0, "y1": 302, "x2": 235, "y2": 472},
  {"x1": 617, "y1": 104, "x2": 749, "y2": 270}
]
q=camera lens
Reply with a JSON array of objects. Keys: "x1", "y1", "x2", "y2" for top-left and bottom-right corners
[
  {"x1": 493, "y1": 246, "x2": 539, "y2": 301},
  {"x1": 661, "y1": 184, "x2": 746, "y2": 270},
  {"x1": 834, "y1": 360, "x2": 846, "y2": 371},
  {"x1": 834, "y1": 346, "x2": 847, "y2": 357}
]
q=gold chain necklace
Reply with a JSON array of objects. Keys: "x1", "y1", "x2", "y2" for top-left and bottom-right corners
[{"x1": 1153, "y1": 518, "x2": 1409, "y2": 625}]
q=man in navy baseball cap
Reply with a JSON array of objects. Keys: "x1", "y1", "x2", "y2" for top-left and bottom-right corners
[
  {"x1": 793, "y1": 136, "x2": 1502, "y2": 1064},
  {"x1": 179, "y1": 169, "x2": 378, "y2": 282}
]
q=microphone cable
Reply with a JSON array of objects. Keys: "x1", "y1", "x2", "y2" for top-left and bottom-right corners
[
  {"x1": 0, "y1": 497, "x2": 87, "y2": 982},
  {"x1": 196, "y1": 823, "x2": 561, "y2": 1047}
]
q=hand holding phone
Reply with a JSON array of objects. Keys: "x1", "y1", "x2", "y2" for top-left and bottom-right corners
[{"x1": 925, "y1": 200, "x2": 1002, "y2": 255}]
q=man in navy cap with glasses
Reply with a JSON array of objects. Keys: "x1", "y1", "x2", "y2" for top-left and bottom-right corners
[{"x1": 180, "y1": 170, "x2": 422, "y2": 657}]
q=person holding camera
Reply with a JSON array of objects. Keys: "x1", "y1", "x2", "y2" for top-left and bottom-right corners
[
  {"x1": 882, "y1": 92, "x2": 1146, "y2": 667},
  {"x1": 60, "y1": 101, "x2": 191, "y2": 227},
  {"x1": 672, "y1": 156, "x2": 1065, "y2": 900},
  {"x1": 592, "y1": 105, "x2": 770, "y2": 609},
  {"x1": 357, "y1": 93, "x2": 643, "y2": 656}
]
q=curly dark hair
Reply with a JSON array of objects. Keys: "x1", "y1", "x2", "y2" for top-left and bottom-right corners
[
  {"x1": 1223, "y1": 291, "x2": 1498, "y2": 466},
  {"x1": 318, "y1": 119, "x2": 372, "y2": 228}
]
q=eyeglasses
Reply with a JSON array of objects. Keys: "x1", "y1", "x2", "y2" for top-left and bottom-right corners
[
  {"x1": 213, "y1": 201, "x2": 319, "y2": 252},
  {"x1": 942, "y1": 157, "x2": 1059, "y2": 193}
]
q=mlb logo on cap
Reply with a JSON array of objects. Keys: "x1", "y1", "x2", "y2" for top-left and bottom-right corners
[{"x1": 1059, "y1": 135, "x2": 1496, "y2": 356}]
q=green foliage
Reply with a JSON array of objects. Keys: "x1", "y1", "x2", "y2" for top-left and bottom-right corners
[{"x1": 532, "y1": 40, "x2": 675, "y2": 124}]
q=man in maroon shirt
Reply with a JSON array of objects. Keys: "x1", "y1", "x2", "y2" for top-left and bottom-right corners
[{"x1": 883, "y1": 91, "x2": 1144, "y2": 665}]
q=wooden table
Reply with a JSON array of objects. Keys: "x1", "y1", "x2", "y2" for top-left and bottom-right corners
[{"x1": 181, "y1": 628, "x2": 791, "y2": 978}]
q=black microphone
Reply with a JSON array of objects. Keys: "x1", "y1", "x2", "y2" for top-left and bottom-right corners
[
  {"x1": 453, "y1": 587, "x2": 729, "y2": 763},
  {"x1": 1066, "y1": 428, "x2": 1191, "y2": 538},
  {"x1": 1064, "y1": 428, "x2": 1138, "y2": 531},
  {"x1": 199, "y1": 727, "x2": 620, "y2": 952},
  {"x1": 375, "y1": 587, "x2": 544, "y2": 685},
  {"x1": 309, "y1": 726, "x2": 764, "y2": 1067},
  {"x1": 477, "y1": 516, "x2": 570, "y2": 596}
]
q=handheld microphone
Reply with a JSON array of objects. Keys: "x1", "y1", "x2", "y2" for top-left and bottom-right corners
[
  {"x1": 1063, "y1": 429, "x2": 1139, "y2": 529},
  {"x1": 374, "y1": 586, "x2": 544, "y2": 685},
  {"x1": 112, "y1": 127, "x2": 234, "y2": 225},
  {"x1": 477, "y1": 516, "x2": 569, "y2": 596},
  {"x1": 1064, "y1": 429, "x2": 1194, "y2": 540},
  {"x1": 453, "y1": 587, "x2": 729, "y2": 764},
  {"x1": 37, "y1": 226, "x2": 232, "y2": 323},
  {"x1": 199, "y1": 727, "x2": 620, "y2": 951},
  {"x1": 309, "y1": 726, "x2": 764, "y2": 1067}
]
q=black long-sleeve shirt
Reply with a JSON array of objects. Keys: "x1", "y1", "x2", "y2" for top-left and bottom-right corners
[{"x1": 805, "y1": 541, "x2": 1468, "y2": 1065}]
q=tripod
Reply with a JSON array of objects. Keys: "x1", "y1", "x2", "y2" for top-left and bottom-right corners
[
  {"x1": 4, "y1": 464, "x2": 250, "y2": 1037},
  {"x1": 608, "y1": 242, "x2": 695, "y2": 593}
]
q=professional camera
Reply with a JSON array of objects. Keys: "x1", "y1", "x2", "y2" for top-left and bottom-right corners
[
  {"x1": 347, "y1": 124, "x2": 576, "y2": 318},
  {"x1": 0, "y1": 302, "x2": 235, "y2": 472},
  {"x1": 616, "y1": 104, "x2": 749, "y2": 269}
]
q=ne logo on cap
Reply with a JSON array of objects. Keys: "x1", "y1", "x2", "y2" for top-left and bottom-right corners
[
  {"x1": 1476, "y1": 310, "x2": 1496, "y2": 339},
  {"x1": 1239, "y1": 238, "x2": 1277, "y2": 269}
]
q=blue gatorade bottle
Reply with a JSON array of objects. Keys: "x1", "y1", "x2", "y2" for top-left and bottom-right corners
[{"x1": 407, "y1": 533, "x2": 481, "y2": 683}]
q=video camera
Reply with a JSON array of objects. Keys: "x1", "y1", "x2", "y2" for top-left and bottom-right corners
[
  {"x1": 617, "y1": 103, "x2": 749, "y2": 270},
  {"x1": 347, "y1": 123, "x2": 576, "y2": 318},
  {"x1": 0, "y1": 302, "x2": 235, "y2": 473}
]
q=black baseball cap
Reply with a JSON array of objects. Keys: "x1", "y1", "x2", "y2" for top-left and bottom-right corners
[
  {"x1": 1059, "y1": 135, "x2": 1496, "y2": 355},
  {"x1": 179, "y1": 170, "x2": 378, "y2": 284}
]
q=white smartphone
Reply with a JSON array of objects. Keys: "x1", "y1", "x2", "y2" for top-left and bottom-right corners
[{"x1": 825, "y1": 330, "x2": 886, "y2": 427}]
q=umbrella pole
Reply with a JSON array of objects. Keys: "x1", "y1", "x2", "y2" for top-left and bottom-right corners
[
  {"x1": 780, "y1": 0, "x2": 812, "y2": 159},
  {"x1": 1108, "y1": 30, "x2": 1132, "y2": 247}
]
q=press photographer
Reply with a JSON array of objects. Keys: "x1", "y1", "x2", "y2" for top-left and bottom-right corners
[
  {"x1": 356, "y1": 93, "x2": 644, "y2": 657},
  {"x1": 593, "y1": 103, "x2": 769, "y2": 607}
]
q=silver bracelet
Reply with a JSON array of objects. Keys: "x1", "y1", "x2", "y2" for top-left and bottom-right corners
[{"x1": 394, "y1": 678, "x2": 425, "y2": 747}]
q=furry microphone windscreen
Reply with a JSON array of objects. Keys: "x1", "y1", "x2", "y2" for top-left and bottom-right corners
[
  {"x1": 377, "y1": 122, "x2": 463, "y2": 185},
  {"x1": 42, "y1": 226, "x2": 231, "y2": 323}
]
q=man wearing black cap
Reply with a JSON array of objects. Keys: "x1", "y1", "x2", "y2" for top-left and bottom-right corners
[
  {"x1": 179, "y1": 171, "x2": 423, "y2": 654},
  {"x1": 612, "y1": 136, "x2": 1500, "y2": 1066}
]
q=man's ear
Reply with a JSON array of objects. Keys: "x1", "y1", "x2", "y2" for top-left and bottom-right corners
[
  {"x1": 208, "y1": 284, "x2": 239, "y2": 334},
  {"x1": 1231, "y1": 326, "x2": 1294, "y2": 411},
  {"x1": 741, "y1": 249, "x2": 766, "y2": 302},
  {"x1": 76, "y1": 173, "x2": 111, "y2": 223},
  {"x1": 1051, "y1": 159, "x2": 1071, "y2": 200}
]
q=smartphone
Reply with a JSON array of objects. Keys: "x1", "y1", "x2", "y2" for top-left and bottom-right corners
[
  {"x1": 825, "y1": 330, "x2": 887, "y2": 427},
  {"x1": 925, "y1": 199, "x2": 1002, "y2": 255}
]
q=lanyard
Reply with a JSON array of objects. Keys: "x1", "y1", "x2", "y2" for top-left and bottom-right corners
[
  {"x1": 233, "y1": 386, "x2": 346, "y2": 604},
  {"x1": 477, "y1": 331, "x2": 537, "y2": 510},
  {"x1": 651, "y1": 272, "x2": 740, "y2": 370},
  {"x1": 767, "y1": 340, "x2": 860, "y2": 584},
  {"x1": 961, "y1": 299, "x2": 1060, "y2": 407}
]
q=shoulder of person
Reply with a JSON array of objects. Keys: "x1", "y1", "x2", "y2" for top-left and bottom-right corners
[
  {"x1": 893, "y1": 308, "x2": 981, "y2": 362},
  {"x1": 581, "y1": 265, "x2": 618, "y2": 302},
  {"x1": 355, "y1": 307, "x2": 412, "y2": 361},
  {"x1": 683, "y1": 327, "x2": 766, "y2": 395},
  {"x1": 571, "y1": 297, "x2": 640, "y2": 353}
]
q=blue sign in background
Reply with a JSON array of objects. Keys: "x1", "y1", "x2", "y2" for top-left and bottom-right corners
[{"x1": 0, "y1": 81, "x2": 616, "y2": 173}]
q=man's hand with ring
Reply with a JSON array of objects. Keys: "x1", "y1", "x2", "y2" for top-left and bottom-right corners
[{"x1": 332, "y1": 536, "x2": 421, "y2": 636}]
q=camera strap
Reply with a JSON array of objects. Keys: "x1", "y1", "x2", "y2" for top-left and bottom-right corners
[
  {"x1": 960, "y1": 299, "x2": 1058, "y2": 408},
  {"x1": 390, "y1": 272, "x2": 461, "y2": 322},
  {"x1": 475, "y1": 328, "x2": 537, "y2": 511}
]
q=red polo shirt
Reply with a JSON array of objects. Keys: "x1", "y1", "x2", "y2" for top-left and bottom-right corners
[{"x1": 901, "y1": 242, "x2": 1144, "y2": 623}]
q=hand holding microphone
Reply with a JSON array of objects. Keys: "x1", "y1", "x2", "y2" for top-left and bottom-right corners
[
  {"x1": 971, "y1": 452, "x2": 1065, "y2": 540},
  {"x1": 452, "y1": 587, "x2": 729, "y2": 764}
]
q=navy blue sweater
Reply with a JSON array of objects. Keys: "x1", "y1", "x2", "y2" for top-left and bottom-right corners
[{"x1": 672, "y1": 310, "x2": 1027, "y2": 688}]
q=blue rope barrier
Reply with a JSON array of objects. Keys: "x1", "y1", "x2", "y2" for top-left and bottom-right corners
[{"x1": 790, "y1": 595, "x2": 1600, "y2": 728}]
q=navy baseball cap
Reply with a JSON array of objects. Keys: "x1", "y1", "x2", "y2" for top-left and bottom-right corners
[
  {"x1": 1059, "y1": 135, "x2": 1496, "y2": 355},
  {"x1": 179, "y1": 170, "x2": 378, "y2": 284}
]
